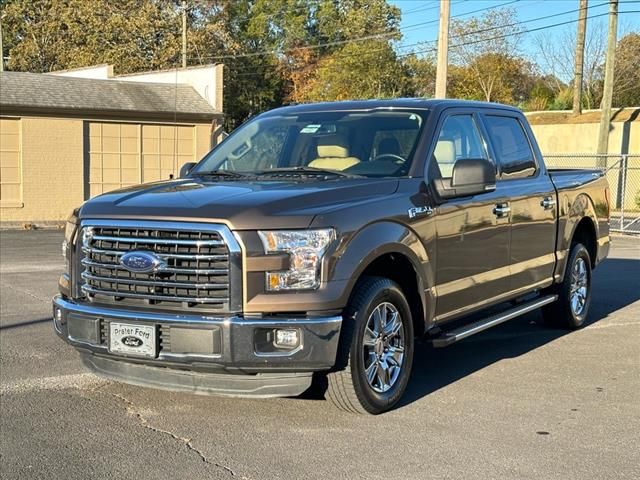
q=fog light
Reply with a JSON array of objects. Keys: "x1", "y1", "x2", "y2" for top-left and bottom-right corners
[
  {"x1": 54, "y1": 307, "x2": 65, "y2": 326},
  {"x1": 274, "y1": 329, "x2": 299, "y2": 349}
]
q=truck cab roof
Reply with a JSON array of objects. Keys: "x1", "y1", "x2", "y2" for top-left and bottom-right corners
[{"x1": 265, "y1": 98, "x2": 523, "y2": 116}]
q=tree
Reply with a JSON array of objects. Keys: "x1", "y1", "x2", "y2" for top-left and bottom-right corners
[
  {"x1": 2, "y1": 0, "x2": 183, "y2": 73},
  {"x1": 448, "y1": 53, "x2": 535, "y2": 103},
  {"x1": 449, "y1": 8, "x2": 527, "y2": 102},
  {"x1": 299, "y1": 40, "x2": 408, "y2": 101},
  {"x1": 402, "y1": 53, "x2": 437, "y2": 98},
  {"x1": 535, "y1": 22, "x2": 608, "y2": 110},
  {"x1": 612, "y1": 33, "x2": 640, "y2": 107}
]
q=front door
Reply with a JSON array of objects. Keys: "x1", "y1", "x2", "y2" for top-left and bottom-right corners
[{"x1": 430, "y1": 112, "x2": 511, "y2": 322}]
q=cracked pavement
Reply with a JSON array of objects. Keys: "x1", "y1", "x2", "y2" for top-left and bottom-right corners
[{"x1": 1, "y1": 230, "x2": 639, "y2": 479}]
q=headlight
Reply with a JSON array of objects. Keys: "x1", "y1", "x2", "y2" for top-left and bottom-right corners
[
  {"x1": 258, "y1": 229, "x2": 335, "y2": 291},
  {"x1": 62, "y1": 209, "x2": 80, "y2": 272}
]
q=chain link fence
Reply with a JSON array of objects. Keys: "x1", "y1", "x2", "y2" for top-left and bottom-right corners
[{"x1": 544, "y1": 154, "x2": 640, "y2": 235}]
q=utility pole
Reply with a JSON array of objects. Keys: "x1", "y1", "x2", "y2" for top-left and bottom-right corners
[
  {"x1": 181, "y1": 0, "x2": 187, "y2": 69},
  {"x1": 572, "y1": 0, "x2": 588, "y2": 115},
  {"x1": 596, "y1": 0, "x2": 618, "y2": 160},
  {"x1": 0, "y1": 15, "x2": 4, "y2": 72},
  {"x1": 435, "y1": 0, "x2": 450, "y2": 98}
]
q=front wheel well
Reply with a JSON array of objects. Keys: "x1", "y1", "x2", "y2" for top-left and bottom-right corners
[
  {"x1": 355, "y1": 253, "x2": 425, "y2": 336},
  {"x1": 572, "y1": 217, "x2": 597, "y2": 267}
]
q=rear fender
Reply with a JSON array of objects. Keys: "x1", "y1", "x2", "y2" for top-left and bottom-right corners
[{"x1": 555, "y1": 192, "x2": 599, "y2": 281}]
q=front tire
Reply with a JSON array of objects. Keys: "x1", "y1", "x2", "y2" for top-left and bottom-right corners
[
  {"x1": 326, "y1": 277, "x2": 414, "y2": 414},
  {"x1": 542, "y1": 242, "x2": 592, "y2": 329}
]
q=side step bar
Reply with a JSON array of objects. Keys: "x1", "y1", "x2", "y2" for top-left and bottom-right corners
[{"x1": 431, "y1": 294, "x2": 558, "y2": 348}]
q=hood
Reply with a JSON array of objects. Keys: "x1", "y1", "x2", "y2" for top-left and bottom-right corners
[{"x1": 79, "y1": 177, "x2": 399, "y2": 229}]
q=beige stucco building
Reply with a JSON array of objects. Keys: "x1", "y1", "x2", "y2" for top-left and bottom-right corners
[
  {"x1": 526, "y1": 108, "x2": 640, "y2": 155},
  {"x1": 0, "y1": 65, "x2": 223, "y2": 225}
]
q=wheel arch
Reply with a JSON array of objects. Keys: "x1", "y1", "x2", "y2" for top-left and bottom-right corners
[
  {"x1": 571, "y1": 216, "x2": 598, "y2": 268},
  {"x1": 330, "y1": 221, "x2": 434, "y2": 336},
  {"x1": 556, "y1": 194, "x2": 599, "y2": 280}
]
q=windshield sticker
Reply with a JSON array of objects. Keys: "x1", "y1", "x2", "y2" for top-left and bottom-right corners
[{"x1": 300, "y1": 124, "x2": 322, "y2": 133}]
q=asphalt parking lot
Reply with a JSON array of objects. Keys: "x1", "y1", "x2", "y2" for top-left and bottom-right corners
[{"x1": 1, "y1": 230, "x2": 638, "y2": 480}]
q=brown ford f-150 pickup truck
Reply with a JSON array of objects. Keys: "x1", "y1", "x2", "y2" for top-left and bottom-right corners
[{"x1": 54, "y1": 99, "x2": 610, "y2": 414}]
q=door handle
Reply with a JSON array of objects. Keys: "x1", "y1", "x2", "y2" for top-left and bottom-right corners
[
  {"x1": 541, "y1": 197, "x2": 556, "y2": 210},
  {"x1": 493, "y1": 203, "x2": 511, "y2": 217}
]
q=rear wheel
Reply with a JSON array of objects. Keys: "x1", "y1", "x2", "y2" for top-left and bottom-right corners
[
  {"x1": 542, "y1": 242, "x2": 592, "y2": 329},
  {"x1": 326, "y1": 277, "x2": 414, "y2": 414}
]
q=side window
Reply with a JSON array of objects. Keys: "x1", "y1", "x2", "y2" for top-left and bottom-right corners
[
  {"x1": 484, "y1": 115, "x2": 536, "y2": 179},
  {"x1": 432, "y1": 115, "x2": 487, "y2": 178}
]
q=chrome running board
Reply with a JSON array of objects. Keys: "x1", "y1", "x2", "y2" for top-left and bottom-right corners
[{"x1": 431, "y1": 294, "x2": 558, "y2": 348}]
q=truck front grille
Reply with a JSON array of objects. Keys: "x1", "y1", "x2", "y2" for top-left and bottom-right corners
[{"x1": 78, "y1": 221, "x2": 241, "y2": 312}]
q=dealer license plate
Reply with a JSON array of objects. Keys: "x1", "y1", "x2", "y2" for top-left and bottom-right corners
[{"x1": 109, "y1": 322, "x2": 156, "y2": 358}]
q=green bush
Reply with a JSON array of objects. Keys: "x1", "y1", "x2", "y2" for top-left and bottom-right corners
[{"x1": 550, "y1": 88, "x2": 573, "y2": 110}]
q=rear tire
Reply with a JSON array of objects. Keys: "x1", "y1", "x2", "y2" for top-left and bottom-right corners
[
  {"x1": 542, "y1": 242, "x2": 592, "y2": 329},
  {"x1": 326, "y1": 277, "x2": 414, "y2": 414}
]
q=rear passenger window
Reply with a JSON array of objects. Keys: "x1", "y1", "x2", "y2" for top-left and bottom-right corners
[{"x1": 484, "y1": 116, "x2": 536, "y2": 179}]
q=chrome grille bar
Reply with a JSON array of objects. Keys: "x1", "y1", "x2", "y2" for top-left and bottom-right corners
[
  {"x1": 81, "y1": 272, "x2": 229, "y2": 289},
  {"x1": 81, "y1": 285, "x2": 230, "y2": 304},
  {"x1": 81, "y1": 246, "x2": 229, "y2": 260},
  {"x1": 90, "y1": 235, "x2": 225, "y2": 246},
  {"x1": 80, "y1": 258, "x2": 227, "y2": 275}
]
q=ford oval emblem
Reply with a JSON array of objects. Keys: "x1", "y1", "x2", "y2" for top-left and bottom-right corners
[
  {"x1": 121, "y1": 335, "x2": 143, "y2": 347},
  {"x1": 119, "y1": 251, "x2": 165, "y2": 273}
]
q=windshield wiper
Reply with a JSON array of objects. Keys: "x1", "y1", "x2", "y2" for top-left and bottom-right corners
[
  {"x1": 255, "y1": 166, "x2": 363, "y2": 178},
  {"x1": 190, "y1": 169, "x2": 250, "y2": 178}
]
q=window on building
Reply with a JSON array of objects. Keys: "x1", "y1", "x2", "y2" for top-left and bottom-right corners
[
  {"x1": 0, "y1": 118, "x2": 22, "y2": 207},
  {"x1": 142, "y1": 125, "x2": 195, "y2": 183}
]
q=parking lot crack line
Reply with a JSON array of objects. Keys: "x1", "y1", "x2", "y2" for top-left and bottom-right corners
[
  {"x1": 107, "y1": 391, "x2": 236, "y2": 476},
  {"x1": 0, "y1": 282, "x2": 50, "y2": 303}
]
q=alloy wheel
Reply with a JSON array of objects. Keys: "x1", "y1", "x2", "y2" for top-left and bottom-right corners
[
  {"x1": 570, "y1": 257, "x2": 589, "y2": 316},
  {"x1": 362, "y1": 302, "x2": 405, "y2": 393}
]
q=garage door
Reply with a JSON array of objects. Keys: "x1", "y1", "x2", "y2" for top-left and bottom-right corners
[
  {"x1": 0, "y1": 118, "x2": 22, "y2": 207},
  {"x1": 88, "y1": 122, "x2": 195, "y2": 197}
]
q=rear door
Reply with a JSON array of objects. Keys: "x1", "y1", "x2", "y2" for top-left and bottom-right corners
[
  {"x1": 480, "y1": 112, "x2": 557, "y2": 294},
  {"x1": 430, "y1": 109, "x2": 511, "y2": 321}
]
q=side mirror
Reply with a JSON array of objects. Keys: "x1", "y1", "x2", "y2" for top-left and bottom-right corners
[
  {"x1": 179, "y1": 162, "x2": 197, "y2": 178},
  {"x1": 432, "y1": 158, "x2": 496, "y2": 199}
]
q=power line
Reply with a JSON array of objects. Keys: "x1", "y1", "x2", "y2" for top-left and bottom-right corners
[
  {"x1": 201, "y1": 0, "x2": 610, "y2": 68},
  {"x1": 401, "y1": 0, "x2": 521, "y2": 34},
  {"x1": 399, "y1": 9, "x2": 638, "y2": 59},
  {"x1": 402, "y1": 0, "x2": 462, "y2": 16},
  {"x1": 195, "y1": 0, "x2": 526, "y2": 61},
  {"x1": 394, "y1": 0, "x2": 606, "y2": 52},
  {"x1": 226, "y1": 8, "x2": 638, "y2": 79},
  {"x1": 200, "y1": 0, "x2": 636, "y2": 65}
]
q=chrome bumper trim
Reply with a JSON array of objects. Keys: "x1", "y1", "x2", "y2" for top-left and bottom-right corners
[{"x1": 53, "y1": 296, "x2": 342, "y2": 372}]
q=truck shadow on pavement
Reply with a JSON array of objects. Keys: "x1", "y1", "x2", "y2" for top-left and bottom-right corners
[
  {"x1": 0, "y1": 317, "x2": 52, "y2": 331},
  {"x1": 398, "y1": 257, "x2": 640, "y2": 409}
]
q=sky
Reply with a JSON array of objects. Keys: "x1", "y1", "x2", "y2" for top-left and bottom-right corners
[{"x1": 389, "y1": 0, "x2": 639, "y2": 62}]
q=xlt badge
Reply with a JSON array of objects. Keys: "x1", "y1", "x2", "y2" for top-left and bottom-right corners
[{"x1": 408, "y1": 206, "x2": 434, "y2": 219}]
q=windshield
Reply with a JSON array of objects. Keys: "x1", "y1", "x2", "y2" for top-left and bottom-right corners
[{"x1": 193, "y1": 110, "x2": 427, "y2": 178}]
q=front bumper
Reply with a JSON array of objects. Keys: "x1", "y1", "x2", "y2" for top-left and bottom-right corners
[{"x1": 53, "y1": 296, "x2": 342, "y2": 397}]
